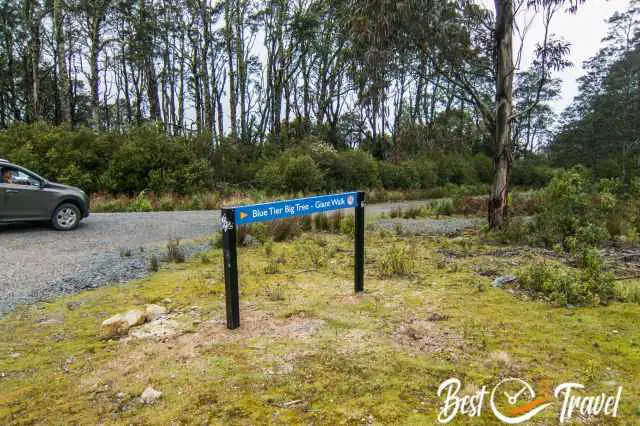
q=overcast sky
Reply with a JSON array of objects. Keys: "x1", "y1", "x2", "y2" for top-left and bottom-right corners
[{"x1": 481, "y1": 0, "x2": 628, "y2": 114}]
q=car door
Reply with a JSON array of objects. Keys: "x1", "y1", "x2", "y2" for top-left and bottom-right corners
[
  {"x1": 0, "y1": 175, "x2": 6, "y2": 220},
  {"x1": 2, "y1": 168, "x2": 51, "y2": 220}
]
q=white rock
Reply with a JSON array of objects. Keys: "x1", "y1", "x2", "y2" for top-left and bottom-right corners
[
  {"x1": 140, "y1": 387, "x2": 162, "y2": 404},
  {"x1": 101, "y1": 310, "x2": 146, "y2": 337},
  {"x1": 145, "y1": 304, "x2": 168, "y2": 321}
]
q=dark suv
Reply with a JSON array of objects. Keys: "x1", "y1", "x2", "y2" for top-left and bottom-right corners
[{"x1": 0, "y1": 159, "x2": 90, "y2": 230}]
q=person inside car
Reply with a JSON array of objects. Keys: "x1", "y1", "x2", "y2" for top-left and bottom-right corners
[{"x1": 1, "y1": 168, "x2": 13, "y2": 184}]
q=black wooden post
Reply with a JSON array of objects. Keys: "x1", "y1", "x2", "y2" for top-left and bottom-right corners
[
  {"x1": 221, "y1": 208, "x2": 240, "y2": 329},
  {"x1": 355, "y1": 191, "x2": 365, "y2": 293}
]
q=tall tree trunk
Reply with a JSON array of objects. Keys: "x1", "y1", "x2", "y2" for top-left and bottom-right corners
[
  {"x1": 200, "y1": 0, "x2": 214, "y2": 136},
  {"x1": 146, "y1": 56, "x2": 161, "y2": 121},
  {"x1": 225, "y1": 0, "x2": 238, "y2": 142},
  {"x1": 53, "y1": 0, "x2": 71, "y2": 124},
  {"x1": 489, "y1": 0, "x2": 514, "y2": 230},
  {"x1": 235, "y1": 1, "x2": 247, "y2": 143},
  {"x1": 2, "y1": 23, "x2": 20, "y2": 122},
  {"x1": 178, "y1": 31, "x2": 185, "y2": 132},
  {"x1": 121, "y1": 43, "x2": 133, "y2": 124},
  {"x1": 89, "y1": 20, "x2": 101, "y2": 128}
]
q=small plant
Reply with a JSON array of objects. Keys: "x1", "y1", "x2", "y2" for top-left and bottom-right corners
[
  {"x1": 433, "y1": 199, "x2": 454, "y2": 217},
  {"x1": 119, "y1": 247, "x2": 132, "y2": 258},
  {"x1": 166, "y1": 238, "x2": 186, "y2": 263},
  {"x1": 263, "y1": 259, "x2": 280, "y2": 274},
  {"x1": 264, "y1": 241, "x2": 273, "y2": 257},
  {"x1": 200, "y1": 254, "x2": 210, "y2": 264},
  {"x1": 390, "y1": 207, "x2": 403, "y2": 218},
  {"x1": 149, "y1": 254, "x2": 160, "y2": 272},
  {"x1": 402, "y1": 206, "x2": 423, "y2": 219},
  {"x1": 615, "y1": 282, "x2": 640, "y2": 304},
  {"x1": 127, "y1": 190, "x2": 154, "y2": 212},
  {"x1": 379, "y1": 244, "x2": 415, "y2": 278},
  {"x1": 264, "y1": 283, "x2": 286, "y2": 301},
  {"x1": 340, "y1": 215, "x2": 355, "y2": 235}
]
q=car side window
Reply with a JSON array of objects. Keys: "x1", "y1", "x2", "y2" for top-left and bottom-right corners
[{"x1": 1, "y1": 168, "x2": 41, "y2": 187}]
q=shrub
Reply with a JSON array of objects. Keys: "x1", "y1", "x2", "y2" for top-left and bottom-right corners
[
  {"x1": 322, "y1": 150, "x2": 381, "y2": 190},
  {"x1": 530, "y1": 168, "x2": 611, "y2": 248},
  {"x1": 616, "y1": 282, "x2": 640, "y2": 304},
  {"x1": 166, "y1": 238, "x2": 186, "y2": 263},
  {"x1": 517, "y1": 251, "x2": 615, "y2": 306},
  {"x1": 432, "y1": 199, "x2": 454, "y2": 217},
  {"x1": 283, "y1": 155, "x2": 324, "y2": 193},
  {"x1": 127, "y1": 191, "x2": 154, "y2": 212},
  {"x1": 149, "y1": 255, "x2": 160, "y2": 272},
  {"x1": 340, "y1": 215, "x2": 355, "y2": 235},
  {"x1": 389, "y1": 207, "x2": 403, "y2": 218},
  {"x1": 264, "y1": 283, "x2": 286, "y2": 300},
  {"x1": 379, "y1": 245, "x2": 415, "y2": 277},
  {"x1": 401, "y1": 206, "x2": 423, "y2": 219}
]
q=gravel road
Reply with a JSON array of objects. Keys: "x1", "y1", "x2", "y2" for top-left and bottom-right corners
[{"x1": 0, "y1": 200, "x2": 477, "y2": 315}]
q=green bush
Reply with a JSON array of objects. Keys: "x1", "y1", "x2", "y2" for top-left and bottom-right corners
[
  {"x1": 531, "y1": 168, "x2": 611, "y2": 248},
  {"x1": 284, "y1": 155, "x2": 323, "y2": 192},
  {"x1": 378, "y1": 245, "x2": 415, "y2": 277},
  {"x1": 339, "y1": 215, "x2": 355, "y2": 235},
  {"x1": 517, "y1": 251, "x2": 615, "y2": 306},
  {"x1": 127, "y1": 191, "x2": 154, "y2": 212},
  {"x1": 432, "y1": 199, "x2": 454, "y2": 217}
]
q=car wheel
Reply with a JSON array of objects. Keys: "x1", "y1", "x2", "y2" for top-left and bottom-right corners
[{"x1": 52, "y1": 203, "x2": 81, "y2": 231}]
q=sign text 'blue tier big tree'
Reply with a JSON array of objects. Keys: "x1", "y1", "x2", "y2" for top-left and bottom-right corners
[{"x1": 220, "y1": 192, "x2": 365, "y2": 329}]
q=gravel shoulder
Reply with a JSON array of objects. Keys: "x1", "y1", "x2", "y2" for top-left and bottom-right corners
[
  {"x1": 0, "y1": 211, "x2": 216, "y2": 315},
  {"x1": 0, "y1": 202, "x2": 480, "y2": 316}
]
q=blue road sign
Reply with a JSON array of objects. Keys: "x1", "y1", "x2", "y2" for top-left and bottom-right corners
[{"x1": 234, "y1": 192, "x2": 359, "y2": 225}]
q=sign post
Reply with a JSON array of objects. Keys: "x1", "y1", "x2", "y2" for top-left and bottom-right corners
[
  {"x1": 221, "y1": 208, "x2": 240, "y2": 329},
  {"x1": 220, "y1": 191, "x2": 365, "y2": 330},
  {"x1": 355, "y1": 191, "x2": 365, "y2": 293}
]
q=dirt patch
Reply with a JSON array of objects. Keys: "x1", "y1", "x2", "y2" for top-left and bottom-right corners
[
  {"x1": 82, "y1": 308, "x2": 326, "y2": 394},
  {"x1": 392, "y1": 316, "x2": 465, "y2": 359},
  {"x1": 338, "y1": 292, "x2": 364, "y2": 305},
  {"x1": 193, "y1": 309, "x2": 325, "y2": 345}
]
